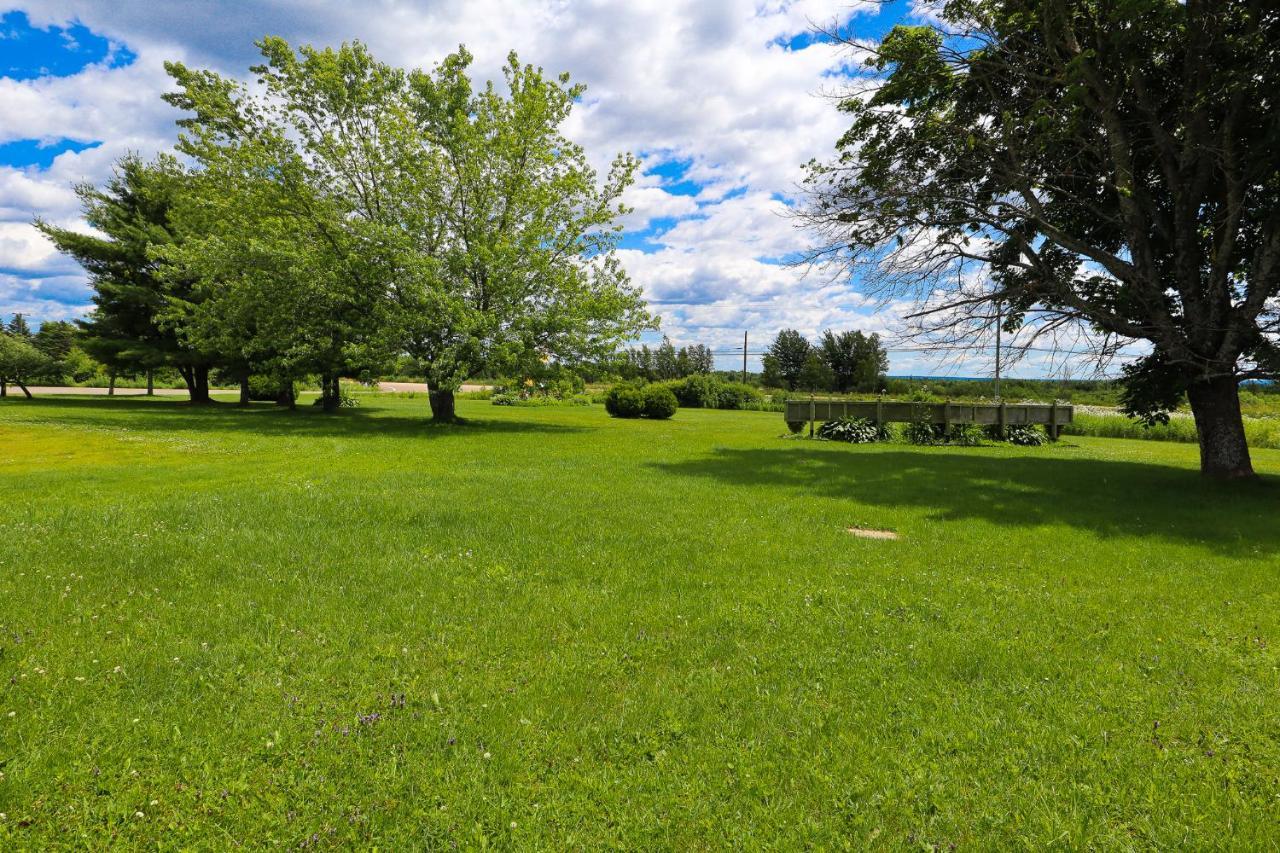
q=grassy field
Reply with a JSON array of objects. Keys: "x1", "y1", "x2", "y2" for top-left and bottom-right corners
[
  {"x1": 2, "y1": 394, "x2": 1279, "y2": 848},
  {"x1": 1063, "y1": 408, "x2": 1280, "y2": 450}
]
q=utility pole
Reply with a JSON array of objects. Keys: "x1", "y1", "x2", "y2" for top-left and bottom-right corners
[
  {"x1": 994, "y1": 300, "x2": 1002, "y2": 401},
  {"x1": 742, "y1": 331, "x2": 748, "y2": 384}
]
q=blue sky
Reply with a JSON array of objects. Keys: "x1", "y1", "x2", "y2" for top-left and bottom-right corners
[{"x1": 0, "y1": 0, "x2": 1098, "y2": 379}]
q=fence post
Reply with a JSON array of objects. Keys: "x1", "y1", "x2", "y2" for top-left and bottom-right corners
[
  {"x1": 809, "y1": 395, "x2": 816, "y2": 438},
  {"x1": 943, "y1": 399, "x2": 951, "y2": 434},
  {"x1": 1048, "y1": 402, "x2": 1058, "y2": 441},
  {"x1": 998, "y1": 401, "x2": 1006, "y2": 439},
  {"x1": 875, "y1": 392, "x2": 883, "y2": 427}
]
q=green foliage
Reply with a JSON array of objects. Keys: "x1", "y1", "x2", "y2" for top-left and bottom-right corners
[
  {"x1": 803, "y1": 0, "x2": 1280, "y2": 476},
  {"x1": 661, "y1": 375, "x2": 764, "y2": 410},
  {"x1": 1062, "y1": 410, "x2": 1280, "y2": 451},
  {"x1": 903, "y1": 418, "x2": 941, "y2": 445},
  {"x1": 0, "y1": 332, "x2": 54, "y2": 395},
  {"x1": 641, "y1": 383, "x2": 678, "y2": 419},
  {"x1": 31, "y1": 320, "x2": 76, "y2": 362},
  {"x1": 37, "y1": 156, "x2": 208, "y2": 394},
  {"x1": 309, "y1": 387, "x2": 360, "y2": 408},
  {"x1": 5, "y1": 313, "x2": 32, "y2": 338},
  {"x1": 817, "y1": 417, "x2": 889, "y2": 444},
  {"x1": 1003, "y1": 425, "x2": 1047, "y2": 447},
  {"x1": 945, "y1": 423, "x2": 985, "y2": 446},
  {"x1": 797, "y1": 351, "x2": 834, "y2": 392},
  {"x1": 603, "y1": 382, "x2": 676, "y2": 419},
  {"x1": 819, "y1": 330, "x2": 888, "y2": 393},
  {"x1": 153, "y1": 38, "x2": 653, "y2": 417},
  {"x1": 605, "y1": 383, "x2": 646, "y2": 418},
  {"x1": 762, "y1": 329, "x2": 811, "y2": 391}
]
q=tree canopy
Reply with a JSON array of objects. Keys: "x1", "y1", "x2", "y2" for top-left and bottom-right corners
[
  {"x1": 802, "y1": 0, "x2": 1279, "y2": 478},
  {"x1": 37, "y1": 156, "x2": 214, "y2": 401},
  {"x1": 158, "y1": 38, "x2": 652, "y2": 418},
  {"x1": 763, "y1": 329, "x2": 813, "y2": 390}
]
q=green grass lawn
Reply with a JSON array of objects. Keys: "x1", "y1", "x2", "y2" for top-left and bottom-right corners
[{"x1": 2, "y1": 395, "x2": 1278, "y2": 848}]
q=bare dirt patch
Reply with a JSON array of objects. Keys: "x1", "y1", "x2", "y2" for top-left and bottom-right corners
[{"x1": 846, "y1": 527, "x2": 900, "y2": 540}]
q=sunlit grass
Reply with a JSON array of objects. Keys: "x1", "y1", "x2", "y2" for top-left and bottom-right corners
[{"x1": 2, "y1": 394, "x2": 1278, "y2": 847}]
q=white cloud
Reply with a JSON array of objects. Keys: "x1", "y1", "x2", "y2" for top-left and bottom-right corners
[{"x1": 4, "y1": 0, "x2": 1029, "y2": 375}]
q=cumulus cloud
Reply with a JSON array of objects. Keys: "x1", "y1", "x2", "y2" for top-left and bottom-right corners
[{"x1": 1, "y1": 0, "x2": 1016, "y2": 374}]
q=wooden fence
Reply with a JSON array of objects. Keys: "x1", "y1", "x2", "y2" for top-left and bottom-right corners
[{"x1": 785, "y1": 398, "x2": 1074, "y2": 439}]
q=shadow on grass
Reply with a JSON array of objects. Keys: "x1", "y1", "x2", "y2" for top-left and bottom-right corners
[
  {"x1": 654, "y1": 445, "x2": 1280, "y2": 555},
  {"x1": 0, "y1": 395, "x2": 588, "y2": 438}
]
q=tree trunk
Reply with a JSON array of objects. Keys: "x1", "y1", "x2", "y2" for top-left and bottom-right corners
[
  {"x1": 239, "y1": 374, "x2": 251, "y2": 406},
  {"x1": 179, "y1": 366, "x2": 196, "y2": 399},
  {"x1": 190, "y1": 365, "x2": 211, "y2": 404},
  {"x1": 1, "y1": 376, "x2": 7, "y2": 397},
  {"x1": 17, "y1": 380, "x2": 31, "y2": 399},
  {"x1": 428, "y1": 387, "x2": 457, "y2": 422},
  {"x1": 108, "y1": 372, "x2": 116, "y2": 396},
  {"x1": 321, "y1": 374, "x2": 339, "y2": 412},
  {"x1": 276, "y1": 380, "x2": 296, "y2": 409},
  {"x1": 1187, "y1": 375, "x2": 1254, "y2": 479},
  {"x1": 146, "y1": 369, "x2": 154, "y2": 396}
]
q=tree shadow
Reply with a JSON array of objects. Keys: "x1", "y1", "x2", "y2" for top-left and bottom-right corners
[
  {"x1": 653, "y1": 444, "x2": 1280, "y2": 556},
  {"x1": 0, "y1": 396, "x2": 588, "y2": 439}
]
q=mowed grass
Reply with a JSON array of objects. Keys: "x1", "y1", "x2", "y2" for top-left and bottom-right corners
[{"x1": 1, "y1": 395, "x2": 1279, "y2": 849}]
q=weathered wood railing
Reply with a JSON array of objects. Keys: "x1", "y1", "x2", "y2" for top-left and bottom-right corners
[{"x1": 785, "y1": 398, "x2": 1073, "y2": 440}]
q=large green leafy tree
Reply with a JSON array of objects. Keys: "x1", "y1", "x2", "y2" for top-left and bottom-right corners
[
  {"x1": 32, "y1": 320, "x2": 77, "y2": 362},
  {"x1": 37, "y1": 156, "x2": 215, "y2": 402},
  {"x1": 802, "y1": 0, "x2": 1279, "y2": 479},
  {"x1": 820, "y1": 330, "x2": 888, "y2": 393},
  {"x1": 6, "y1": 314, "x2": 32, "y2": 338},
  {"x1": 402, "y1": 49, "x2": 652, "y2": 420},
  {"x1": 164, "y1": 40, "x2": 649, "y2": 419},
  {"x1": 163, "y1": 39, "x2": 410, "y2": 412},
  {"x1": 0, "y1": 332, "x2": 52, "y2": 398},
  {"x1": 763, "y1": 329, "x2": 813, "y2": 390}
]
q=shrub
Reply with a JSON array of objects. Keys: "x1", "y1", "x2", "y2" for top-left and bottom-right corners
[
  {"x1": 247, "y1": 374, "x2": 286, "y2": 402},
  {"x1": 605, "y1": 383, "x2": 646, "y2": 418},
  {"x1": 311, "y1": 386, "x2": 359, "y2": 408},
  {"x1": 946, "y1": 423, "x2": 985, "y2": 446},
  {"x1": 666, "y1": 374, "x2": 722, "y2": 408},
  {"x1": 817, "y1": 417, "x2": 889, "y2": 444},
  {"x1": 490, "y1": 393, "x2": 516, "y2": 406},
  {"x1": 716, "y1": 381, "x2": 764, "y2": 410},
  {"x1": 642, "y1": 384, "x2": 679, "y2": 419},
  {"x1": 903, "y1": 419, "x2": 941, "y2": 445},
  {"x1": 1005, "y1": 424, "x2": 1048, "y2": 446},
  {"x1": 661, "y1": 375, "x2": 765, "y2": 410}
]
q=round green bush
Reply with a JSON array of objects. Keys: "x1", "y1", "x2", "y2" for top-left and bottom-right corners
[
  {"x1": 1005, "y1": 424, "x2": 1047, "y2": 446},
  {"x1": 642, "y1": 384, "x2": 679, "y2": 419},
  {"x1": 604, "y1": 384, "x2": 646, "y2": 418},
  {"x1": 668, "y1": 374, "x2": 721, "y2": 408},
  {"x1": 817, "y1": 417, "x2": 889, "y2": 443},
  {"x1": 716, "y1": 381, "x2": 764, "y2": 410}
]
